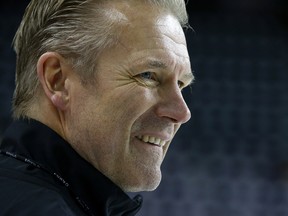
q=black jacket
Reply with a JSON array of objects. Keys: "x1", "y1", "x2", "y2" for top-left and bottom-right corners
[{"x1": 0, "y1": 119, "x2": 142, "y2": 216}]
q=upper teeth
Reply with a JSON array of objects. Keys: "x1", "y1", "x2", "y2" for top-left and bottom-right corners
[{"x1": 137, "y1": 135, "x2": 166, "y2": 147}]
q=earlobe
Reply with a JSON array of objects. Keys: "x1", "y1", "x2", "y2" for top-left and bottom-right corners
[
  {"x1": 51, "y1": 92, "x2": 68, "y2": 110},
  {"x1": 37, "y1": 52, "x2": 69, "y2": 111}
]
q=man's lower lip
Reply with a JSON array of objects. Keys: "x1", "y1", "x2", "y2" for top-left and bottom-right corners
[{"x1": 147, "y1": 142, "x2": 160, "y2": 147}]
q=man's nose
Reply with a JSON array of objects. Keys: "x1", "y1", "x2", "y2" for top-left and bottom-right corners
[{"x1": 155, "y1": 85, "x2": 191, "y2": 124}]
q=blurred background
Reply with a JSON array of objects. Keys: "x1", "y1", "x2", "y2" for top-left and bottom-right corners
[{"x1": 1, "y1": 1, "x2": 288, "y2": 216}]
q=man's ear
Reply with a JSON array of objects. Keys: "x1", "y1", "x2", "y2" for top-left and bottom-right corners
[{"x1": 37, "y1": 52, "x2": 70, "y2": 110}]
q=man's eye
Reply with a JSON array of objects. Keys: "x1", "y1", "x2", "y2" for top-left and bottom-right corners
[
  {"x1": 140, "y1": 71, "x2": 154, "y2": 80},
  {"x1": 134, "y1": 71, "x2": 159, "y2": 87}
]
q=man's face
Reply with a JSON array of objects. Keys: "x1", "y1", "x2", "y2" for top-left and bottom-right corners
[{"x1": 66, "y1": 5, "x2": 193, "y2": 192}]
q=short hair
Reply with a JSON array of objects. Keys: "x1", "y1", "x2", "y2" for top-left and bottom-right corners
[{"x1": 12, "y1": 0, "x2": 189, "y2": 119}]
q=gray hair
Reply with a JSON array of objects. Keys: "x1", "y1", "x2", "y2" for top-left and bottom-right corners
[{"x1": 12, "y1": 0, "x2": 189, "y2": 119}]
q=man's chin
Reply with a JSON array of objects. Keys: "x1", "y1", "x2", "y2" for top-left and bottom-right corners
[{"x1": 122, "y1": 172, "x2": 162, "y2": 193}]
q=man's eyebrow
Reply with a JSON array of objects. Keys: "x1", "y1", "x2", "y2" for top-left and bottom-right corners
[
  {"x1": 183, "y1": 72, "x2": 195, "y2": 85},
  {"x1": 147, "y1": 60, "x2": 168, "y2": 69}
]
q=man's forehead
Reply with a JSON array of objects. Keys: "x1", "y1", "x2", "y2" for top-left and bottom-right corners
[{"x1": 117, "y1": 14, "x2": 187, "y2": 50}]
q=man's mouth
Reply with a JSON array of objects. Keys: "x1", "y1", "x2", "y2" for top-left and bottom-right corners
[{"x1": 136, "y1": 135, "x2": 166, "y2": 147}]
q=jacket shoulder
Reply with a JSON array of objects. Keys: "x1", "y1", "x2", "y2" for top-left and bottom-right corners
[{"x1": 0, "y1": 155, "x2": 86, "y2": 216}]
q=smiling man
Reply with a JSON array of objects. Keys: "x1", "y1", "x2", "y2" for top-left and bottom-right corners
[{"x1": 0, "y1": 0, "x2": 193, "y2": 215}]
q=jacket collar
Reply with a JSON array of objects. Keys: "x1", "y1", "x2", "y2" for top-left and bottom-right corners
[{"x1": 0, "y1": 119, "x2": 142, "y2": 216}]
